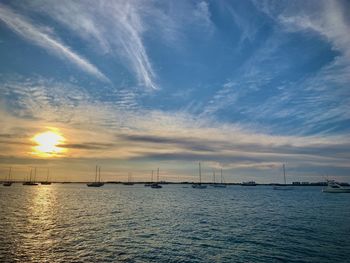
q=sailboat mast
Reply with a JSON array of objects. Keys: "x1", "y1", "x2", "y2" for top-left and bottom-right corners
[
  {"x1": 283, "y1": 164, "x2": 286, "y2": 185},
  {"x1": 151, "y1": 170, "x2": 154, "y2": 182},
  {"x1": 8, "y1": 167, "x2": 11, "y2": 181},
  {"x1": 157, "y1": 168, "x2": 159, "y2": 182},
  {"x1": 199, "y1": 162, "x2": 201, "y2": 184},
  {"x1": 34, "y1": 167, "x2": 37, "y2": 182},
  {"x1": 99, "y1": 166, "x2": 101, "y2": 182},
  {"x1": 29, "y1": 168, "x2": 32, "y2": 182}
]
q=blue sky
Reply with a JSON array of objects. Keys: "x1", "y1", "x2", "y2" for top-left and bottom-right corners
[{"x1": 0, "y1": 0, "x2": 350, "y2": 183}]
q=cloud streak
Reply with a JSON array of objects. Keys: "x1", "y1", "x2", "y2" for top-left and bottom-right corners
[
  {"x1": 22, "y1": 0, "x2": 158, "y2": 89},
  {"x1": 0, "y1": 4, "x2": 108, "y2": 82}
]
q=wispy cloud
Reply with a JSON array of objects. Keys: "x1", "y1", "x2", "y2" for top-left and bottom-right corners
[
  {"x1": 0, "y1": 4, "x2": 109, "y2": 82},
  {"x1": 20, "y1": 0, "x2": 158, "y2": 89}
]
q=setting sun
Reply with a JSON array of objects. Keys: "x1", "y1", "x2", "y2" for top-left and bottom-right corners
[{"x1": 32, "y1": 131, "x2": 66, "y2": 157}]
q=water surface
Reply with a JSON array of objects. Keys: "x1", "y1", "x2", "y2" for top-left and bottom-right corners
[{"x1": 1, "y1": 184, "x2": 350, "y2": 262}]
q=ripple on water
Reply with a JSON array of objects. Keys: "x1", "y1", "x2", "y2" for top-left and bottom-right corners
[{"x1": 1, "y1": 184, "x2": 350, "y2": 262}]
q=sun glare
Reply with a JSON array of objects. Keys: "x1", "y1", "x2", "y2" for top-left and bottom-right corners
[{"x1": 32, "y1": 131, "x2": 66, "y2": 157}]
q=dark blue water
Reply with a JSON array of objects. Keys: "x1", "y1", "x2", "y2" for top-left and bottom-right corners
[{"x1": 1, "y1": 184, "x2": 350, "y2": 262}]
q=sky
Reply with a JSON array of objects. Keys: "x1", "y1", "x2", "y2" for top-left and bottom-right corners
[{"x1": 0, "y1": 0, "x2": 350, "y2": 183}]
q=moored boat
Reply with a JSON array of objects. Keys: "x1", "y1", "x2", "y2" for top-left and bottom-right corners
[
  {"x1": 192, "y1": 163, "x2": 207, "y2": 189},
  {"x1": 23, "y1": 168, "x2": 38, "y2": 186},
  {"x1": 322, "y1": 180, "x2": 350, "y2": 193},
  {"x1": 241, "y1": 181, "x2": 256, "y2": 186},
  {"x1": 273, "y1": 164, "x2": 293, "y2": 190},
  {"x1": 87, "y1": 165, "x2": 104, "y2": 187},
  {"x1": 3, "y1": 167, "x2": 12, "y2": 186},
  {"x1": 151, "y1": 168, "x2": 162, "y2": 189},
  {"x1": 212, "y1": 169, "x2": 226, "y2": 188},
  {"x1": 41, "y1": 168, "x2": 52, "y2": 185}
]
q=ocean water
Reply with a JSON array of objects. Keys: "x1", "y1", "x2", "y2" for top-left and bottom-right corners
[{"x1": 1, "y1": 184, "x2": 350, "y2": 263}]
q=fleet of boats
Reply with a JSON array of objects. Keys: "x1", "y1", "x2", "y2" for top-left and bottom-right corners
[{"x1": 2, "y1": 164, "x2": 350, "y2": 193}]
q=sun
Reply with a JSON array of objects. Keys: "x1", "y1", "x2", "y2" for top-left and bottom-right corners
[{"x1": 32, "y1": 130, "x2": 66, "y2": 157}]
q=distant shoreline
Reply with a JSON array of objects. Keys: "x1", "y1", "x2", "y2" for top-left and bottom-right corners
[{"x1": 2, "y1": 181, "x2": 349, "y2": 186}]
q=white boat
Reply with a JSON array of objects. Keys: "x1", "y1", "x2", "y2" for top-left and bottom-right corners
[
  {"x1": 273, "y1": 164, "x2": 293, "y2": 190},
  {"x1": 322, "y1": 180, "x2": 350, "y2": 193},
  {"x1": 241, "y1": 181, "x2": 256, "y2": 186},
  {"x1": 87, "y1": 165, "x2": 104, "y2": 187},
  {"x1": 192, "y1": 163, "x2": 207, "y2": 189}
]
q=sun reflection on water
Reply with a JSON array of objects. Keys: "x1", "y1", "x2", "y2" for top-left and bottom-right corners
[{"x1": 13, "y1": 185, "x2": 59, "y2": 261}]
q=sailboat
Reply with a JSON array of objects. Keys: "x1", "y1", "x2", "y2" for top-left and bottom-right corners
[
  {"x1": 3, "y1": 167, "x2": 12, "y2": 186},
  {"x1": 273, "y1": 164, "x2": 293, "y2": 190},
  {"x1": 87, "y1": 165, "x2": 104, "y2": 187},
  {"x1": 192, "y1": 163, "x2": 207, "y2": 189},
  {"x1": 123, "y1": 172, "x2": 134, "y2": 185},
  {"x1": 144, "y1": 170, "x2": 153, "y2": 187},
  {"x1": 151, "y1": 168, "x2": 162, "y2": 188},
  {"x1": 41, "y1": 168, "x2": 52, "y2": 185},
  {"x1": 23, "y1": 167, "x2": 39, "y2": 186},
  {"x1": 209, "y1": 169, "x2": 216, "y2": 187},
  {"x1": 213, "y1": 169, "x2": 226, "y2": 188}
]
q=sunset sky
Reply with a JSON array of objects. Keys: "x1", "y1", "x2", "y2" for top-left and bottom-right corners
[{"x1": 1, "y1": 0, "x2": 350, "y2": 183}]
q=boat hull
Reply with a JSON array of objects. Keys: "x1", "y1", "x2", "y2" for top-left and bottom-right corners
[
  {"x1": 87, "y1": 182, "x2": 104, "y2": 187},
  {"x1": 151, "y1": 183, "x2": 162, "y2": 188},
  {"x1": 192, "y1": 184, "x2": 207, "y2": 189},
  {"x1": 212, "y1": 184, "x2": 226, "y2": 188},
  {"x1": 322, "y1": 188, "x2": 350, "y2": 193},
  {"x1": 273, "y1": 186, "x2": 294, "y2": 190},
  {"x1": 23, "y1": 182, "x2": 38, "y2": 186}
]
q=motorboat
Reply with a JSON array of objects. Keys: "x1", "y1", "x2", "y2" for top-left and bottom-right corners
[
  {"x1": 241, "y1": 181, "x2": 256, "y2": 186},
  {"x1": 322, "y1": 180, "x2": 350, "y2": 193}
]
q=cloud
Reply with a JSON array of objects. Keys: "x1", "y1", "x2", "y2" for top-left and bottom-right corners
[
  {"x1": 193, "y1": 1, "x2": 214, "y2": 32},
  {"x1": 0, "y1": 4, "x2": 109, "y2": 82},
  {"x1": 19, "y1": 0, "x2": 158, "y2": 89},
  {"x1": 59, "y1": 143, "x2": 115, "y2": 150}
]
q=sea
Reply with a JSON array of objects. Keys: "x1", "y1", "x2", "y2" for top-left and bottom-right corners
[{"x1": 1, "y1": 184, "x2": 350, "y2": 263}]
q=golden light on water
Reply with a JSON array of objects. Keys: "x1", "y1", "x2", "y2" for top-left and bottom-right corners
[{"x1": 32, "y1": 130, "x2": 66, "y2": 157}]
